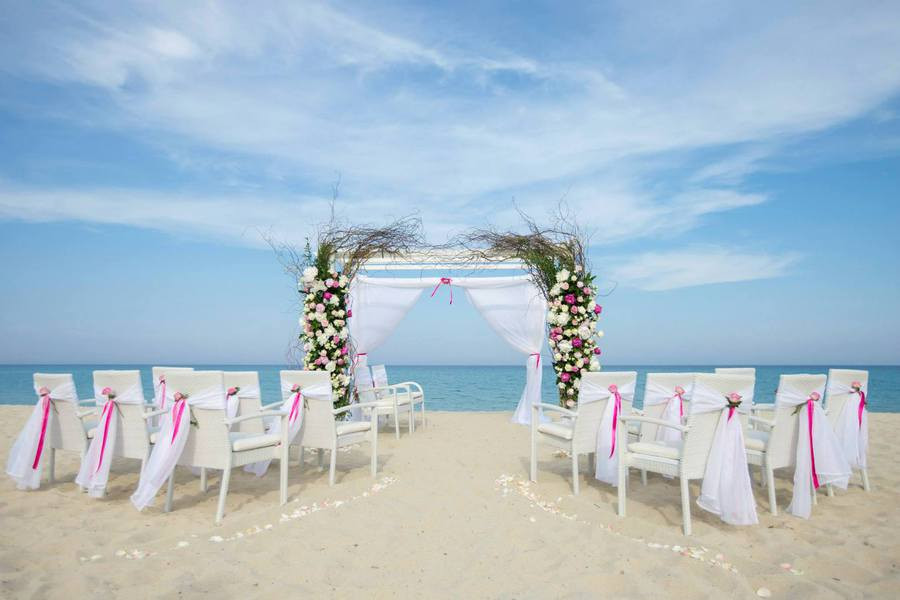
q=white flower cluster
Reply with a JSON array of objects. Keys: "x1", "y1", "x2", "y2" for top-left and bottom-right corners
[
  {"x1": 546, "y1": 265, "x2": 603, "y2": 407},
  {"x1": 299, "y1": 266, "x2": 352, "y2": 407}
]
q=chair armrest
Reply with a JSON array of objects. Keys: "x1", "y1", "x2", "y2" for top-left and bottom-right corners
[
  {"x1": 392, "y1": 381, "x2": 424, "y2": 393},
  {"x1": 632, "y1": 408, "x2": 645, "y2": 416},
  {"x1": 76, "y1": 408, "x2": 97, "y2": 419},
  {"x1": 748, "y1": 415, "x2": 775, "y2": 429},
  {"x1": 533, "y1": 403, "x2": 577, "y2": 418},
  {"x1": 143, "y1": 407, "x2": 170, "y2": 420},
  {"x1": 77, "y1": 398, "x2": 98, "y2": 407},
  {"x1": 619, "y1": 415, "x2": 688, "y2": 433},
  {"x1": 260, "y1": 400, "x2": 284, "y2": 411},
  {"x1": 224, "y1": 410, "x2": 287, "y2": 428}
]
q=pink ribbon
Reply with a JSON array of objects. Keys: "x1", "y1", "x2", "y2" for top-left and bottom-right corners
[
  {"x1": 856, "y1": 390, "x2": 866, "y2": 428},
  {"x1": 529, "y1": 353, "x2": 540, "y2": 368},
  {"x1": 807, "y1": 397, "x2": 820, "y2": 489},
  {"x1": 170, "y1": 397, "x2": 187, "y2": 444},
  {"x1": 430, "y1": 277, "x2": 453, "y2": 304},
  {"x1": 670, "y1": 389, "x2": 685, "y2": 421},
  {"x1": 727, "y1": 406, "x2": 737, "y2": 421},
  {"x1": 288, "y1": 389, "x2": 302, "y2": 425},
  {"x1": 95, "y1": 399, "x2": 115, "y2": 473},
  {"x1": 32, "y1": 390, "x2": 52, "y2": 470},
  {"x1": 608, "y1": 385, "x2": 621, "y2": 458}
]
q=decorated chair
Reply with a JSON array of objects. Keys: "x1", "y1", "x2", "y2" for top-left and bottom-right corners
[
  {"x1": 223, "y1": 371, "x2": 264, "y2": 434},
  {"x1": 640, "y1": 373, "x2": 694, "y2": 444},
  {"x1": 75, "y1": 370, "x2": 160, "y2": 498},
  {"x1": 716, "y1": 367, "x2": 769, "y2": 426},
  {"x1": 151, "y1": 366, "x2": 193, "y2": 411},
  {"x1": 356, "y1": 367, "x2": 408, "y2": 440},
  {"x1": 617, "y1": 373, "x2": 758, "y2": 535},
  {"x1": 825, "y1": 369, "x2": 870, "y2": 491},
  {"x1": 371, "y1": 364, "x2": 426, "y2": 431},
  {"x1": 6, "y1": 373, "x2": 97, "y2": 490},
  {"x1": 588, "y1": 371, "x2": 638, "y2": 487}
]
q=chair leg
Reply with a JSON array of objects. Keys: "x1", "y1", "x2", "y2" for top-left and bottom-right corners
[
  {"x1": 530, "y1": 432, "x2": 537, "y2": 483},
  {"x1": 371, "y1": 428, "x2": 378, "y2": 477},
  {"x1": 640, "y1": 469, "x2": 647, "y2": 486},
  {"x1": 571, "y1": 451, "x2": 579, "y2": 495},
  {"x1": 617, "y1": 463, "x2": 627, "y2": 517},
  {"x1": 48, "y1": 448, "x2": 55, "y2": 484},
  {"x1": 421, "y1": 401, "x2": 426, "y2": 428},
  {"x1": 317, "y1": 448, "x2": 324, "y2": 470},
  {"x1": 861, "y1": 468, "x2": 871, "y2": 492},
  {"x1": 393, "y1": 406, "x2": 400, "y2": 440},
  {"x1": 826, "y1": 483, "x2": 834, "y2": 498},
  {"x1": 280, "y1": 443, "x2": 289, "y2": 505},
  {"x1": 164, "y1": 473, "x2": 175, "y2": 513},
  {"x1": 298, "y1": 446, "x2": 304, "y2": 472},
  {"x1": 811, "y1": 480, "x2": 818, "y2": 506},
  {"x1": 680, "y1": 477, "x2": 691, "y2": 536},
  {"x1": 408, "y1": 403, "x2": 414, "y2": 434},
  {"x1": 328, "y1": 445, "x2": 337, "y2": 486},
  {"x1": 215, "y1": 463, "x2": 232, "y2": 524},
  {"x1": 767, "y1": 466, "x2": 777, "y2": 516},
  {"x1": 200, "y1": 467, "x2": 208, "y2": 493}
]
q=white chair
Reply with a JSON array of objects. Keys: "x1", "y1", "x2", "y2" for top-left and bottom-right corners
[
  {"x1": 715, "y1": 367, "x2": 756, "y2": 376},
  {"x1": 825, "y1": 368, "x2": 870, "y2": 491},
  {"x1": 355, "y1": 367, "x2": 408, "y2": 440},
  {"x1": 743, "y1": 374, "x2": 823, "y2": 515},
  {"x1": 223, "y1": 371, "x2": 265, "y2": 434},
  {"x1": 151, "y1": 366, "x2": 193, "y2": 410},
  {"x1": 36, "y1": 373, "x2": 98, "y2": 486},
  {"x1": 163, "y1": 370, "x2": 289, "y2": 523},
  {"x1": 640, "y1": 373, "x2": 694, "y2": 443},
  {"x1": 372, "y1": 364, "x2": 426, "y2": 431},
  {"x1": 287, "y1": 370, "x2": 380, "y2": 486},
  {"x1": 618, "y1": 373, "x2": 755, "y2": 535}
]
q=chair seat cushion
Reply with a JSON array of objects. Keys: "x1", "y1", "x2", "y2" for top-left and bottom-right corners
[
  {"x1": 230, "y1": 432, "x2": 281, "y2": 452},
  {"x1": 745, "y1": 430, "x2": 769, "y2": 451},
  {"x1": 537, "y1": 422, "x2": 574, "y2": 440},
  {"x1": 336, "y1": 422, "x2": 371, "y2": 436},
  {"x1": 627, "y1": 440, "x2": 682, "y2": 460}
]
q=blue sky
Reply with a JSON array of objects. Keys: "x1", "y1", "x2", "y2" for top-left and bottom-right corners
[{"x1": 1, "y1": 1, "x2": 899, "y2": 365}]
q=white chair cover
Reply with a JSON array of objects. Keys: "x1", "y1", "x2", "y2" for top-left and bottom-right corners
[
  {"x1": 6, "y1": 380, "x2": 78, "y2": 490},
  {"x1": 693, "y1": 382, "x2": 758, "y2": 526},
  {"x1": 130, "y1": 386, "x2": 224, "y2": 511},
  {"x1": 75, "y1": 383, "x2": 144, "y2": 497},
  {"x1": 644, "y1": 380, "x2": 692, "y2": 444},
  {"x1": 245, "y1": 381, "x2": 332, "y2": 477},
  {"x1": 778, "y1": 384, "x2": 851, "y2": 519},
  {"x1": 827, "y1": 380, "x2": 869, "y2": 470},
  {"x1": 593, "y1": 379, "x2": 635, "y2": 486}
]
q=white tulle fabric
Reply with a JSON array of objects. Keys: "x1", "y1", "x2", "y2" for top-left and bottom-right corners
[
  {"x1": 245, "y1": 381, "x2": 332, "y2": 477},
  {"x1": 593, "y1": 379, "x2": 635, "y2": 486},
  {"x1": 692, "y1": 382, "x2": 758, "y2": 526},
  {"x1": 153, "y1": 377, "x2": 175, "y2": 410},
  {"x1": 349, "y1": 276, "x2": 546, "y2": 423},
  {"x1": 75, "y1": 384, "x2": 144, "y2": 497},
  {"x1": 226, "y1": 385, "x2": 259, "y2": 420},
  {"x1": 131, "y1": 386, "x2": 224, "y2": 511},
  {"x1": 644, "y1": 380, "x2": 693, "y2": 444},
  {"x1": 6, "y1": 380, "x2": 78, "y2": 490},
  {"x1": 778, "y1": 384, "x2": 851, "y2": 519},
  {"x1": 827, "y1": 381, "x2": 869, "y2": 470}
]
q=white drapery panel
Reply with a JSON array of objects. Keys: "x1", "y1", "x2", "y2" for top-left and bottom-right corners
[
  {"x1": 777, "y1": 384, "x2": 851, "y2": 519},
  {"x1": 644, "y1": 379, "x2": 693, "y2": 444},
  {"x1": 6, "y1": 379, "x2": 78, "y2": 490},
  {"x1": 692, "y1": 382, "x2": 758, "y2": 526},
  {"x1": 593, "y1": 379, "x2": 635, "y2": 485},
  {"x1": 827, "y1": 380, "x2": 868, "y2": 470},
  {"x1": 131, "y1": 386, "x2": 224, "y2": 511},
  {"x1": 348, "y1": 276, "x2": 546, "y2": 421},
  {"x1": 75, "y1": 384, "x2": 144, "y2": 497}
]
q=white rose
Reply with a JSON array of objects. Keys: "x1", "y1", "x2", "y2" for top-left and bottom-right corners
[
  {"x1": 550, "y1": 284, "x2": 561, "y2": 296},
  {"x1": 302, "y1": 266, "x2": 318, "y2": 282},
  {"x1": 566, "y1": 388, "x2": 574, "y2": 395},
  {"x1": 340, "y1": 329, "x2": 349, "y2": 339},
  {"x1": 590, "y1": 359, "x2": 600, "y2": 370},
  {"x1": 554, "y1": 352, "x2": 562, "y2": 361},
  {"x1": 325, "y1": 361, "x2": 336, "y2": 372},
  {"x1": 556, "y1": 269, "x2": 570, "y2": 282},
  {"x1": 596, "y1": 330, "x2": 604, "y2": 338}
]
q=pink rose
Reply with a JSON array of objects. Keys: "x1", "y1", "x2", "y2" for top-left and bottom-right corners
[
  {"x1": 608, "y1": 384, "x2": 618, "y2": 393},
  {"x1": 332, "y1": 336, "x2": 340, "y2": 344},
  {"x1": 560, "y1": 372, "x2": 571, "y2": 383},
  {"x1": 324, "y1": 292, "x2": 333, "y2": 300},
  {"x1": 851, "y1": 380, "x2": 862, "y2": 389},
  {"x1": 561, "y1": 282, "x2": 569, "y2": 290},
  {"x1": 566, "y1": 399, "x2": 575, "y2": 407},
  {"x1": 674, "y1": 386, "x2": 685, "y2": 395},
  {"x1": 593, "y1": 347, "x2": 601, "y2": 355},
  {"x1": 570, "y1": 306, "x2": 578, "y2": 314},
  {"x1": 158, "y1": 375, "x2": 166, "y2": 384},
  {"x1": 173, "y1": 392, "x2": 187, "y2": 402},
  {"x1": 291, "y1": 384, "x2": 301, "y2": 394},
  {"x1": 564, "y1": 294, "x2": 576, "y2": 305},
  {"x1": 340, "y1": 346, "x2": 349, "y2": 355},
  {"x1": 809, "y1": 392, "x2": 821, "y2": 401},
  {"x1": 572, "y1": 338, "x2": 583, "y2": 348},
  {"x1": 337, "y1": 358, "x2": 344, "y2": 366},
  {"x1": 728, "y1": 392, "x2": 742, "y2": 404},
  {"x1": 347, "y1": 309, "x2": 353, "y2": 318},
  {"x1": 325, "y1": 279, "x2": 335, "y2": 288},
  {"x1": 38, "y1": 386, "x2": 50, "y2": 396},
  {"x1": 226, "y1": 386, "x2": 239, "y2": 397},
  {"x1": 315, "y1": 303, "x2": 325, "y2": 313},
  {"x1": 101, "y1": 386, "x2": 113, "y2": 396},
  {"x1": 593, "y1": 305, "x2": 602, "y2": 315}
]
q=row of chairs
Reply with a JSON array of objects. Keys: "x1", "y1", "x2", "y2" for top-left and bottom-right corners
[
  {"x1": 6, "y1": 365, "x2": 425, "y2": 523},
  {"x1": 531, "y1": 367, "x2": 870, "y2": 534}
]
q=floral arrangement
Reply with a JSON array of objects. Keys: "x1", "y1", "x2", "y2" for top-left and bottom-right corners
[{"x1": 547, "y1": 264, "x2": 603, "y2": 407}]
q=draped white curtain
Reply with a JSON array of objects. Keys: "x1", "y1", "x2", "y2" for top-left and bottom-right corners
[
  {"x1": 827, "y1": 380, "x2": 869, "y2": 470},
  {"x1": 348, "y1": 275, "x2": 546, "y2": 421}
]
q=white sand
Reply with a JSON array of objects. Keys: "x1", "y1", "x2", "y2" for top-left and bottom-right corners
[{"x1": 1, "y1": 407, "x2": 897, "y2": 598}]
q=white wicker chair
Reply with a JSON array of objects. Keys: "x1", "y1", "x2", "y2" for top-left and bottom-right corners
[
  {"x1": 355, "y1": 367, "x2": 408, "y2": 440},
  {"x1": 825, "y1": 368, "x2": 870, "y2": 491},
  {"x1": 34, "y1": 373, "x2": 97, "y2": 486},
  {"x1": 163, "y1": 370, "x2": 289, "y2": 524},
  {"x1": 639, "y1": 373, "x2": 695, "y2": 442},
  {"x1": 372, "y1": 364, "x2": 426, "y2": 431},
  {"x1": 287, "y1": 370, "x2": 380, "y2": 486},
  {"x1": 618, "y1": 373, "x2": 755, "y2": 535}
]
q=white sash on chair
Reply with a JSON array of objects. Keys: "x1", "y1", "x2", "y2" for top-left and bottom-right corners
[
  {"x1": 227, "y1": 385, "x2": 259, "y2": 420},
  {"x1": 245, "y1": 381, "x2": 331, "y2": 477},
  {"x1": 6, "y1": 381, "x2": 78, "y2": 490},
  {"x1": 593, "y1": 379, "x2": 635, "y2": 486},
  {"x1": 827, "y1": 380, "x2": 868, "y2": 470},
  {"x1": 76, "y1": 384, "x2": 144, "y2": 497},
  {"x1": 778, "y1": 384, "x2": 851, "y2": 519},
  {"x1": 693, "y1": 382, "x2": 758, "y2": 526},
  {"x1": 130, "y1": 386, "x2": 224, "y2": 511},
  {"x1": 644, "y1": 380, "x2": 692, "y2": 444}
]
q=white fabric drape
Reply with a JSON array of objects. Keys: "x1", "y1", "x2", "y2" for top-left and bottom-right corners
[
  {"x1": 6, "y1": 380, "x2": 78, "y2": 490},
  {"x1": 75, "y1": 384, "x2": 144, "y2": 497},
  {"x1": 131, "y1": 386, "x2": 224, "y2": 511},
  {"x1": 778, "y1": 384, "x2": 851, "y2": 519},
  {"x1": 593, "y1": 379, "x2": 635, "y2": 485},
  {"x1": 827, "y1": 380, "x2": 869, "y2": 470},
  {"x1": 644, "y1": 380, "x2": 693, "y2": 444},
  {"x1": 348, "y1": 275, "x2": 546, "y2": 421},
  {"x1": 245, "y1": 381, "x2": 332, "y2": 476},
  {"x1": 693, "y1": 382, "x2": 758, "y2": 526}
]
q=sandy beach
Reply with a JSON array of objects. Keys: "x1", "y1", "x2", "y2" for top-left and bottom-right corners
[{"x1": 1, "y1": 407, "x2": 897, "y2": 599}]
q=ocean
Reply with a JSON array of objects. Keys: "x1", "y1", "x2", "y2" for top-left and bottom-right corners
[{"x1": 1, "y1": 364, "x2": 897, "y2": 412}]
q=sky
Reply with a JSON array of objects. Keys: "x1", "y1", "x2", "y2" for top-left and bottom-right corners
[{"x1": 1, "y1": 0, "x2": 899, "y2": 366}]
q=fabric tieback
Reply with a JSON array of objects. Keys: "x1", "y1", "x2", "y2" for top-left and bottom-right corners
[
  {"x1": 529, "y1": 353, "x2": 541, "y2": 368},
  {"x1": 608, "y1": 385, "x2": 622, "y2": 458},
  {"x1": 671, "y1": 389, "x2": 685, "y2": 421},
  {"x1": 288, "y1": 386, "x2": 303, "y2": 425},
  {"x1": 32, "y1": 388, "x2": 52, "y2": 470},
  {"x1": 807, "y1": 395, "x2": 820, "y2": 489},
  {"x1": 170, "y1": 394, "x2": 188, "y2": 444},
  {"x1": 430, "y1": 277, "x2": 453, "y2": 304}
]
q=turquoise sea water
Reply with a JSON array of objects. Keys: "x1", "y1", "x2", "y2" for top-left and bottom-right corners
[{"x1": 1, "y1": 365, "x2": 897, "y2": 412}]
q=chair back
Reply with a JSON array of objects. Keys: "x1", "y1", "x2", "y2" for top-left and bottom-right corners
[
  {"x1": 640, "y1": 372, "x2": 695, "y2": 441},
  {"x1": 572, "y1": 396, "x2": 608, "y2": 454},
  {"x1": 768, "y1": 374, "x2": 824, "y2": 469},
  {"x1": 682, "y1": 373, "x2": 754, "y2": 478},
  {"x1": 354, "y1": 367, "x2": 378, "y2": 403},
  {"x1": 715, "y1": 367, "x2": 756, "y2": 377},
  {"x1": 825, "y1": 368, "x2": 869, "y2": 428},
  {"x1": 282, "y1": 370, "x2": 335, "y2": 448},
  {"x1": 582, "y1": 370, "x2": 637, "y2": 410},
  {"x1": 93, "y1": 370, "x2": 150, "y2": 460},
  {"x1": 371, "y1": 365, "x2": 391, "y2": 399},
  {"x1": 34, "y1": 373, "x2": 85, "y2": 452},
  {"x1": 167, "y1": 370, "x2": 229, "y2": 469},
  {"x1": 224, "y1": 371, "x2": 263, "y2": 434}
]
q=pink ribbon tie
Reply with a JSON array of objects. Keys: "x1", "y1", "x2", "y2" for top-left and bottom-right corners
[
  {"x1": 288, "y1": 390, "x2": 302, "y2": 425},
  {"x1": 95, "y1": 399, "x2": 115, "y2": 473},
  {"x1": 159, "y1": 378, "x2": 167, "y2": 410},
  {"x1": 856, "y1": 390, "x2": 866, "y2": 428},
  {"x1": 670, "y1": 390, "x2": 685, "y2": 421},
  {"x1": 430, "y1": 277, "x2": 453, "y2": 304},
  {"x1": 32, "y1": 392, "x2": 51, "y2": 470},
  {"x1": 807, "y1": 398, "x2": 820, "y2": 489},
  {"x1": 727, "y1": 406, "x2": 737, "y2": 421},
  {"x1": 608, "y1": 387, "x2": 622, "y2": 458},
  {"x1": 170, "y1": 398, "x2": 187, "y2": 444},
  {"x1": 529, "y1": 353, "x2": 540, "y2": 368}
]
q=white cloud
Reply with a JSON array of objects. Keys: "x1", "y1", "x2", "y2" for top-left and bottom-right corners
[{"x1": 606, "y1": 247, "x2": 801, "y2": 291}]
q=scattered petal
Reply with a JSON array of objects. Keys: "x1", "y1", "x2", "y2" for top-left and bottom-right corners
[{"x1": 757, "y1": 588, "x2": 772, "y2": 598}]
